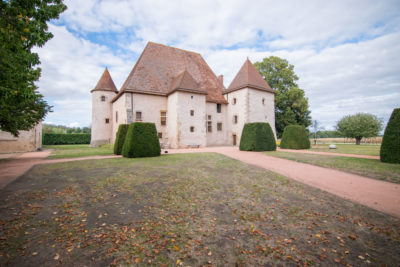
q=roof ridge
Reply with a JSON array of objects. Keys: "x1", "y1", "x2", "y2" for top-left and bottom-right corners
[{"x1": 147, "y1": 41, "x2": 201, "y2": 55}]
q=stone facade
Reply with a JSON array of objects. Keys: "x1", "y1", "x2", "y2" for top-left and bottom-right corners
[
  {"x1": 90, "y1": 42, "x2": 276, "y2": 148},
  {"x1": 0, "y1": 122, "x2": 42, "y2": 153}
]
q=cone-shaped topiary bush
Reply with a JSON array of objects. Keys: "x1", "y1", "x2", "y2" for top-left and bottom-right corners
[
  {"x1": 122, "y1": 122, "x2": 161, "y2": 158},
  {"x1": 113, "y1": 124, "x2": 129, "y2": 155},
  {"x1": 280, "y1": 125, "x2": 310, "y2": 149},
  {"x1": 380, "y1": 108, "x2": 400, "y2": 163},
  {"x1": 239, "y1": 122, "x2": 276, "y2": 151}
]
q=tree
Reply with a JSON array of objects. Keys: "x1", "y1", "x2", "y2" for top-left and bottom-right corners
[
  {"x1": 380, "y1": 108, "x2": 400, "y2": 164},
  {"x1": 336, "y1": 113, "x2": 382, "y2": 145},
  {"x1": 0, "y1": 0, "x2": 67, "y2": 136},
  {"x1": 254, "y1": 56, "x2": 311, "y2": 138}
]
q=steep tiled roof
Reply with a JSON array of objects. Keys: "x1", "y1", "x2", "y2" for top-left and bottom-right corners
[
  {"x1": 224, "y1": 58, "x2": 275, "y2": 94},
  {"x1": 91, "y1": 68, "x2": 118, "y2": 93},
  {"x1": 113, "y1": 42, "x2": 227, "y2": 103}
]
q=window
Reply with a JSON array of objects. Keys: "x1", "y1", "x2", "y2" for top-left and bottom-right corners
[
  {"x1": 160, "y1": 111, "x2": 167, "y2": 126},
  {"x1": 217, "y1": 122, "x2": 222, "y2": 131},
  {"x1": 101, "y1": 95, "x2": 106, "y2": 102},
  {"x1": 190, "y1": 110, "x2": 194, "y2": 116},
  {"x1": 191, "y1": 95, "x2": 193, "y2": 99},
  {"x1": 207, "y1": 115, "x2": 212, "y2": 132},
  {"x1": 207, "y1": 121, "x2": 212, "y2": 132},
  {"x1": 158, "y1": 132, "x2": 162, "y2": 139},
  {"x1": 116, "y1": 111, "x2": 118, "y2": 123},
  {"x1": 190, "y1": 126, "x2": 195, "y2": 132},
  {"x1": 262, "y1": 98, "x2": 265, "y2": 105},
  {"x1": 234, "y1": 115, "x2": 238, "y2": 124},
  {"x1": 105, "y1": 118, "x2": 109, "y2": 124},
  {"x1": 217, "y1": 103, "x2": 221, "y2": 113},
  {"x1": 233, "y1": 98, "x2": 237, "y2": 105},
  {"x1": 135, "y1": 111, "x2": 142, "y2": 121}
]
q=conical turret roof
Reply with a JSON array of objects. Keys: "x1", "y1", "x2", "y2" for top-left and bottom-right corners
[
  {"x1": 91, "y1": 68, "x2": 118, "y2": 93},
  {"x1": 224, "y1": 58, "x2": 274, "y2": 94}
]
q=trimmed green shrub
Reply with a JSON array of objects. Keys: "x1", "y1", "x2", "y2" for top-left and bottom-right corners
[
  {"x1": 280, "y1": 125, "x2": 310, "y2": 149},
  {"x1": 239, "y1": 122, "x2": 276, "y2": 151},
  {"x1": 122, "y1": 122, "x2": 161, "y2": 158},
  {"x1": 113, "y1": 124, "x2": 129, "y2": 155},
  {"x1": 43, "y1": 133, "x2": 90, "y2": 145},
  {"x1": 380, "y1": 108, "x2": 400, "y2": 164}
]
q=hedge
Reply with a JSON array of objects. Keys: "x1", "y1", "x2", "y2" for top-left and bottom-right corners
[
  {"x1": 43, "y1": 133, "x2": 91, "y2": 145},
  {"x1": 280, "y1": 125, "x2": 310, "y2": 149},
  {"x1": 239, "y1": 122, "x2": 276, "y2": 151},
  {"x1": 113, "y1": 124, "x2": 129, "y2": 155},
  {"x1": 122, "y1": 122, "x2": 160, "y2": 158},
  {"x1": 380, "y1": 108, "x2": 400, "y2": 164}
]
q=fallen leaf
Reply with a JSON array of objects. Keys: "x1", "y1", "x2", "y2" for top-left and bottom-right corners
[
  {"x1": 32, "y1": 252, "x2": 38, "y2": 256},
  {"x1": 54, "y1": 254, "x2": 60, "y2": 260},
  {"x1": 348, "y1": 234, "x2": 356, "y2": 240},
  {"x1": 358, "y1": 255, "x2": 365, "y2": 260},
  {"x1": 208, "y1": 251, "x2": 212, "y2": 256},
  {"x1": 135, "y1": 258, "x2": 140, "y2": 263},
  {"x1": 174, "y1": 245, "x2": 179, "y2": 251}
]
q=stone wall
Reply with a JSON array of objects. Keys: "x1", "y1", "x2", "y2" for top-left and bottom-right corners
[
  {"x1": 206, "y1": 102, "x2": 229, "y2": 146},
  {"x1": 90, "y1": 91, "x2": 115, "y2": 146},
  {"x1": 0, "y1": 122, "x2": 42, "y2": 153}
]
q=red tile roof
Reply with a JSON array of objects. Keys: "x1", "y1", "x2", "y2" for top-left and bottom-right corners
[
  {"x1": 224, "y1": 58, "x2": 275, "y2": 94},
  {"x1": 113, "y1": 42, "x2": 227, "y2": 104},
  {"x1": 91, "y1": 68, "x2": 118, "y2": 93}
]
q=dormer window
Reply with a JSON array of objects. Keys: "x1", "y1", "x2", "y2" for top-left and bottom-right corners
[{"x1": 101, "y1": 95, "x2": 106, "y2": 101}]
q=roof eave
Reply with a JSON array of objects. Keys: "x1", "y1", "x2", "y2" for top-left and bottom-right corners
[{"x1": 223, "y1": 84, "x2": 275, "y2": 95}]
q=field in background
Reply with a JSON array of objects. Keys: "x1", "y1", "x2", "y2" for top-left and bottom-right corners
[
  {"x1": 307, "y1": 144, "x2": 380, "y2": 156},
  {"x1": 311, "y1": 137, "x2": 382, "y2": 144}
]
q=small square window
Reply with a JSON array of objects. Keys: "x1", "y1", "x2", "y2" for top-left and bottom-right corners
[
  {"x1": 158, "y1": 132, "x2": 162, "y2": 139},
  {"x1": 191, "y1": 95, "x2": 193, "y2": 99},
  {"x1": 217, "y1": 103, "x2": 221, "y2": 113},
  {"x1": 262, "y1": 98, "x2": 265, "y2": 105},
  {"x1": 190, "y1": 110, "x2": 194, "y2": 116},
  {"x1": 101, "y1": 96, "x2": 106, "y2": 101},
  {"x1": 208, "y1": 115, "x2": 212, "y2": 120},
  {"x1": 217, "y1": 122, "x2": 222, "y2": 131},
  {"x1": 233, "y1": 98, "x2": 237, "y2": 105},
  {"x1": 190, "y1": 126, "x2": 195, "y2": 132},
  {"x1": 105, "y1": 118, "x2": 110, "y2": 124},
  {"x1": 234, "y1": 115, "x2": 238, "y2": 124},
  {"x1": 136, "y1": 111, "x2": 142, "y2": 121}
]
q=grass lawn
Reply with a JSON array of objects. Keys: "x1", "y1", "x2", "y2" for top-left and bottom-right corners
[
  {"x1": 307, "y1": 144, "x2": 380, "y2": 156},
  {"x1": 0, "y1": 153, "x2": 399, "y2": 266},
  {"x1": 43, "y1": 144, "x2": 114, "y2": 159},
  {"x1": 265, "y1": 151, "x2": 400, "y2": 184}
]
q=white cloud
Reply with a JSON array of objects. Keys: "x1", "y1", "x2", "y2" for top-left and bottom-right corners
[{"x1": 34, "y1": 0, "x2": 400, "y2": 129}]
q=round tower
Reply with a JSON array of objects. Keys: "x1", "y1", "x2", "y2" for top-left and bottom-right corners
[{"x1": 90, "y1": 68, "x2": 118, "y2": 147}]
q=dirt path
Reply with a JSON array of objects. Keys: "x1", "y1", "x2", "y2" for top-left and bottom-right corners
[
  {"x1": 167, "y1": 147, "x2": 400, "y2": 217},
  {"x1": 0, "y1": 151, "x2": 52, "y2": 190},
  {"x1": 277, "y1": 148, "x2": 380, "y2": 159}
]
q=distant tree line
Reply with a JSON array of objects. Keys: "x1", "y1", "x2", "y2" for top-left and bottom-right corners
[
  {"x1": 308, "y1": 130, "x2": 342, "y2": 138},
  {"x1": 43, "y1": 124, "x2": 90, "y2": 134}
]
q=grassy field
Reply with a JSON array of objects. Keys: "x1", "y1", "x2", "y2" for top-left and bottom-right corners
[
  {"x1": 44, "y1": 144, "x2": 114, "y2": 159},
  {"x1": 265, "y1": 151, "x2": 400, "y2": 184},
  {"x1": 0, "y1": 153, "x2": 399, "y2": 266},
  {"x1": 306, "y1": 144, "x2": 381, "y2": 156}
]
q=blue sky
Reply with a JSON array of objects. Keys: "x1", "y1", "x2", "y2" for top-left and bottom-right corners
[{"x1": 36, "y1": 0, "x2": 400, "y2": 130}]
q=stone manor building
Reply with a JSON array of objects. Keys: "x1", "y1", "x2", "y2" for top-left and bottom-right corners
[{"x1": 91, "y1": 42, "x2": 275, "y2": 148}]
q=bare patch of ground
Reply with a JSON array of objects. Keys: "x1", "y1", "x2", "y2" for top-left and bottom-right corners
[{"x1": 0, "y1": 153, "x2": 399, "y2": 266}]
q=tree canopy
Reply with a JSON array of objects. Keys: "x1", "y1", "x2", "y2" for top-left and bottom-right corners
[
  {"x1": 254, "y1": 56, "x2": 311, "y2": 138},
  {"x1": 336, "y1": 113, "x2": 382, "y2": 145},
  {"x1": 0, "y1": 0, "x2": 67, "y2": 136}
]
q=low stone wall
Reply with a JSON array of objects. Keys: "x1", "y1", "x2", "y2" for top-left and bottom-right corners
[{"x1": 0, "y1": 123, "x2": 42, "y2": 153}]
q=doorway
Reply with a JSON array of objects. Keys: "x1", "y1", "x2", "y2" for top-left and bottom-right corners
[{"x1": 232, "y1": 134, "x2": 237, "y2": 146}]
